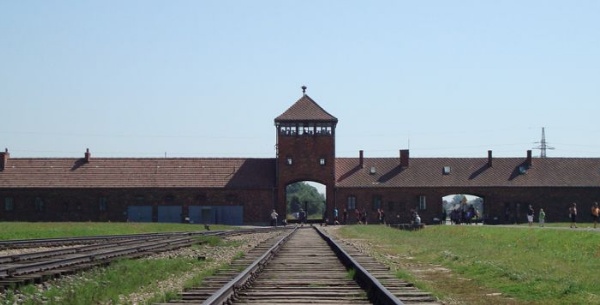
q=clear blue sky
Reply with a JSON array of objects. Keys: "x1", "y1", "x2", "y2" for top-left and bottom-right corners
[{"x1": 1, "y1": 1, "x2": 598, "y2": 159}]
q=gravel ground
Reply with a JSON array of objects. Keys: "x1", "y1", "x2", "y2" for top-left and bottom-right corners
[
  {"x1": 119, "y1": 231, "x2": 282, "y2": 304},
  {"x1": 0, "y1": 230, "x2": 283, "y2": 305}
]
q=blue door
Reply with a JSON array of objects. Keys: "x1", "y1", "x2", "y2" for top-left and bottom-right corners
[
  {"x1": 158, "y1": 206, "x2": 182, "y2": 223},
  {"x1": 127, "y1": 206, "x2": 152, "y2": 222},
  {"x1": 189, "y1": 206, "x2": 243, "y2": 225}
]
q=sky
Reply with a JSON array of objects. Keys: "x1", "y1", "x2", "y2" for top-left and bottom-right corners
[{"x1": 1, "y1": 1, "x2": 599, "y2": 159}]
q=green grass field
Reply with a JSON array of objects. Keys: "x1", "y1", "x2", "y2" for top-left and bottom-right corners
[
  {"x1": 0, "y1": 222, "x2": 598, "y2": 304},
  {"x1": 337, "y1": 224, "x2": 600, "y2": 305}
]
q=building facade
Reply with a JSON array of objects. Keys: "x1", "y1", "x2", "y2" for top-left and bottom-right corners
[{"x1": 2, "y1": 91, "x2": 600, "y2": 225}]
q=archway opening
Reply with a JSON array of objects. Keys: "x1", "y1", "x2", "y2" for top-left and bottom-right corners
[
  {"x1": 442, "y1": 194, "x2": 484, "y2": 225},
  {"x1": 286, "y1": 181, "x2": 326, "y2": 223}
]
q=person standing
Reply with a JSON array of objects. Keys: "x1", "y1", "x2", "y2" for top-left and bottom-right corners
[
  {"x1": 299, "y1": 209, "x2": 306, "y2": 226},
  {"x1": 591, "y1": 202, "x2": 600, "y2": 229},
  {"x1": 539, "y1": 208, "x2": 546, "y2": 227},
  {"x1": 569, "y1": 202, "x2": 578, "y2": 228},
  {"x1": 527, "y1": 205, "x2": 535, "y2": 227},
  {"x1": 333, "y1": 207, "x2": 340, "y2": 225},
  {"x1": 270, "y1": 209, "x2": 278, "y2": 227}
]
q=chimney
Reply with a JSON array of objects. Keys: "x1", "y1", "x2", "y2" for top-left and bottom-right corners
[
  {"x1": 359, "y1": 150, "x2": 364, "y2": 168},
  {"x1": 0, "y1": 148, "x2": 9, "y2": 170},
  {"x1": 487, "y1": 150, "x2": 493, "y2": 167},
  {"x1": 526, "y1": 150, "x2": 532, "y2": 167},
  {"x1": 84, "y1": 148, "x2": 91, "y2": 163},
  {"x1": 400, "y1": 149, "x2": 409, "y2": 167}
]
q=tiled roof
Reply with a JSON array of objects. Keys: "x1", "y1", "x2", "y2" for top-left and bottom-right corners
[
  {"x1": 335, "y1": 157, "x2": 600, "y2": 188},
  {"x1": 3, "y1": 156, "x2": 600, "y2": 189},
  {"x1": 0, "y1": 158, "x2": 276, "y2": 189},
  {"x1": 274, "y1": 95, "x2": 338, "y2": 122}
]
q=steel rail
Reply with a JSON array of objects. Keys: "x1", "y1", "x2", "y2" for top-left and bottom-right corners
[
  {"x1": 2, "y1": 235, "x2": 200, "y2": 276},
  {"x1": 0, "y1": 227, "x2": 284, "y2": 289},
  {"x1": 0, "y1": 227, "x2": 273, "y2": 250},
  {"x1": 314, "y1": 226, "x2": 405, "y2": 305},
  {"x1": 201, "y1": 227, "x2": 298, "y2": 305}
]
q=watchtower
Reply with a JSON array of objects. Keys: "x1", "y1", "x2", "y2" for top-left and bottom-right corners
[{"x1": 274, "y1": 86, "x2": 338, "y2": 222}]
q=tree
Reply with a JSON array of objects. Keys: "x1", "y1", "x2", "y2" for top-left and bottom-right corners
[{"x1": 286, "y1": 182, "x2": 325, "y2": 219}]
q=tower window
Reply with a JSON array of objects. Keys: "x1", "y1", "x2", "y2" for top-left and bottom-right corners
[
  {"x1": 319, "y1": 158, "x2": 326, "y2": 165},
  {"x1": 286, "y1": 157, "x2": 293, "y2": 165}
]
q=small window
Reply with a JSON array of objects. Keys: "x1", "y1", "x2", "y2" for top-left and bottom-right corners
[
  {"x1": 319, "y1": 158, "x2": 326, "y2": 166},
  {"x1": 372, "y1": 195, "x2": 382, "y2": 211},
  {"x1": 34, "y1": 197, "x2": 45, "y2": 212},
  {"x1": 99, "y1": 197, "x2": 108, "y2": 211},
  {"x1": 443, "y1": 166, "x2": 451, "y2": 175},
  {"x1": 347, "y1": 196, "x2": 357, "y2": 210},
  {"x1": 4, "y1": 197, "x2": 14, "y2": 211},
  {"x1": 419, "y1": 195, "x2": 427, "y2": 210},
  {"x1": 286, "y1": 157, "x2": 293, "y2": 165}
]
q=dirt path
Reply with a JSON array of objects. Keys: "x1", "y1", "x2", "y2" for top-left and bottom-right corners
[{"x1": 322, "y1": 226, "x2": 523, "y2": 305}]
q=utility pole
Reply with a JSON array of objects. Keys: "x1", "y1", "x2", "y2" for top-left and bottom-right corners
[{"x1": 533, "y1": 127, "x2": 554, "y2": 158}]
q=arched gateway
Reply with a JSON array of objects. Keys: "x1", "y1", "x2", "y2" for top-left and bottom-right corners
[{"x1": 274, "y1": 87, "x2": 337, "y2": 223}]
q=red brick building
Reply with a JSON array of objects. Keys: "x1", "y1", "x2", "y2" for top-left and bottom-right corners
[{"x1": 2, "y1": 91, "x2": 600, "y2": 225}]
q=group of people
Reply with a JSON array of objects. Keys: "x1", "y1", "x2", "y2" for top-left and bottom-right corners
[
  {"x1": 270, "y1": 202, "x2": 600, "y2": 228},
  {"x1": 570, "y1": 202, "x2": 600, "y2": 229},
  {"x1": 526, "y1": 205, "x2": 545, "y2": 227},
  {"x1": 448, "y1": 205, "x2": 480, "y2": 225},
  {"x1": 525, "y1": 202, "x2": 600, "y2": 229},
  {"x1": 270, "y1": 207, "x2": 390, "y2": 226}
]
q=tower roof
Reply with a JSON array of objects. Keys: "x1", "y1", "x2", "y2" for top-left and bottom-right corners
[{"x1": 275, "y1": 94, "x2": 338, "y2": 123}]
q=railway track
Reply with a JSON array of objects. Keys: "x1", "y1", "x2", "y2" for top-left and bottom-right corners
[
  {"x1": 0, "y1": 228, "x2": 274, "y2": 290},
  {"x1": 157, "y1": 226, "x2": 442, "y2": 305}
]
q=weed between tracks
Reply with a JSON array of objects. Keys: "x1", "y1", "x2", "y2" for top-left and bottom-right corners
[
  {"x1": 0, "y1": 228, "x2": 254, "y2": 305},
  {"x1": 334, "y1": 224, "x2": 600, "y2": 305},
  {"x1": 1, "y1": 256, "x2": 209, "y2": 305}
]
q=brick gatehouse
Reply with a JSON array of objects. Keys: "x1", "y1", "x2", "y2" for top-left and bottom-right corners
[{"x1": 2, "y1": 90, "x2": 600, "y2": 225}]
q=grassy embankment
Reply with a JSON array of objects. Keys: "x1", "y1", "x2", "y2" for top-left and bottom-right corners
[
  {"x1": 0, "y1": 222, "x2": 236, "y2": 305},
  {"x1": 337, "y1": 224, "x2": 600, "y2": 305}
]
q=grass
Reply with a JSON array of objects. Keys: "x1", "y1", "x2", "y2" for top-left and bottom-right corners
[
  {"x1": 1, "y1": 255, "x2": 209, "y2": 305},
  {"x1": 337, "y1": 224, "x2": 600, "y2": 305},
  {"x1": 0, "y1": 222, "x2": 238, "y2": 305},
  {"x1": 0, "y1": 222, "x2": 230, "y2": 240}
]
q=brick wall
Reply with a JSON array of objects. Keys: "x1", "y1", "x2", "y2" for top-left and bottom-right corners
[
  {"x1": 0, "y1": 187, "x2": 275, "y2": 225},
  {"x1": 333, "y1": 186, "x2": 600, "y2": 225}
]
